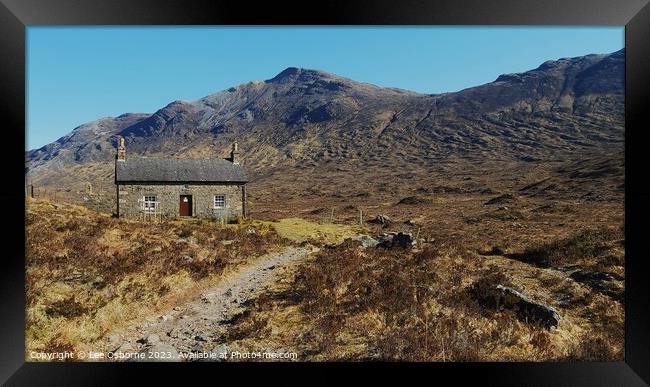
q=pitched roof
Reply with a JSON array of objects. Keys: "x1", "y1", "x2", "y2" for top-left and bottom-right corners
[{"x1": 115, "y1": 158, "x2": 248, "y2": 183}]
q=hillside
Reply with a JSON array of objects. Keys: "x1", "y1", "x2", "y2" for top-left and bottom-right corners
[
  {"x1": 26, "y1": 199, "x2": 624, "y2": 361},
  {"x1": 25, "y1": 49, "x2": 626, "y2": 361},
  {"x1": 25, "y1": 50, "x2": 624, "y2": 213}
]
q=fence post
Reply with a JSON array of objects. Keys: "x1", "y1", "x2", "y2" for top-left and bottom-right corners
[{"x1": 359, "y1": 208, "x2": 363, "y2": 226}]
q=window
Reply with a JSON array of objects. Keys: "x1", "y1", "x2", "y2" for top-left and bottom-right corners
[
  {"x1": 214, "y1": 194, "x2": 225, "y2": 209},
  {"x1": 143, "y1": 195, "x2": 157, "y2": 212}
]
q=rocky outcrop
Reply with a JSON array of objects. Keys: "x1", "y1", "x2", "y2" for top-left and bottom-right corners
[
  {"x1": 377, "y1": 232, "x2": 416, "y2": 249},
  {"x1": 494, "y1": 285, "x2": 561, "y2": 329},
  {"x1": 351, "y1": 234, "x2": 380, "y2": 248}
]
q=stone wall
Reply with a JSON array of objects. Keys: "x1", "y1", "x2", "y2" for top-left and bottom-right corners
[{"x1": 117, "y1": 183, "x2": 245, "y2": 220}]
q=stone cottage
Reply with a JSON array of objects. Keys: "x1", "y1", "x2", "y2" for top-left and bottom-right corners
[{"x1": 114, "y1": 137, "x2": 248, "y2": 221}]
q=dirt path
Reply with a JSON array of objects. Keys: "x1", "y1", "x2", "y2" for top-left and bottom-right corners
[{"x1": 103, "y1": 246, "x2": 313, "y2": 361}]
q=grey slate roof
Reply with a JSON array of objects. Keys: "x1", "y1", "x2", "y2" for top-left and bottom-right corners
[{"x1": 116, "y1": 158, "x2": 248, "y2": 183}]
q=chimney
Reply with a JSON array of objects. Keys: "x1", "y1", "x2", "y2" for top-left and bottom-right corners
[
  {"x1": 230, "y1": 142, "x2": 240, "y2": 165},
  {"x1": 116, "y1": 137, "x2": 126, "y2": 161}
]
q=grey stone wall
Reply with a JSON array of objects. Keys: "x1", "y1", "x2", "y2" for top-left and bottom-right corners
[{"x1": 117, "y1": 183, "x2": 244, "y2": 220}]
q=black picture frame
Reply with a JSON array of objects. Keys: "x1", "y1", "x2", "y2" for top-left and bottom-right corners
[{"x1": 2, "y1": 0, "x2": 649, "y2": 385}]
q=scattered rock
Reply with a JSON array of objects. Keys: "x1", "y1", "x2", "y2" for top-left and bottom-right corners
[
  {"x1": 144, "y1": 334, "x2": 160, "y2": 345},
  {"x1": 377, "y1": 232, "x2": 415, "y2": 249},
  {"x1": 136, "y1": 333, "x2": 160, "y2": 345},
  {"x1": 159, "y1": 314, "x2": 174, "y2": 322},
  {"x1": 213, "y1": 343, "x2": 229, "y2": 355},
  {"x1": 495, "y1": 285, "x2": 561, "y2": 329},
  {"x1": 351, "y1": 234, "x2": 379, "y2": 248},
  {"x1": 404, "y1": 219, "x2": 417, "y2": 226},
  {"x1": 112, "y1": 342, "x2": 136, "y2": 357},
  {"x1": 368, "y1": 214, "x2": 392, "y2": 227},
  {"x1": 221, "y1": 240, "x2": 235, "y2": 246}
]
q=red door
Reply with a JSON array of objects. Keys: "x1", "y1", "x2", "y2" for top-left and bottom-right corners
[{"x1": 179, "y1": 195, "x2": 192, "y2": 216}]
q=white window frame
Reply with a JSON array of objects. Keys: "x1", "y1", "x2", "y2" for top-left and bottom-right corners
[
  {"x1": 214, "y1": 194, "x2": 226, "y2": 209},
  {"x1": 143, "y1": 195, "x2": 157, "y2": 212}
]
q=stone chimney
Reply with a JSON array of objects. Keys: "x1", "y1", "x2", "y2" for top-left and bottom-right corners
[
  {"x1": 230, "y1": 142, "x2": 240, "y2": 165},
  {"x1": 116, "y1": 137, "x2": 126, "y2": 161}
]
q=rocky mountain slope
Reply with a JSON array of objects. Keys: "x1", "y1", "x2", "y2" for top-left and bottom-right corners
[{"x1": 26, "y1": 49, "x2": 624, "y2": 207}]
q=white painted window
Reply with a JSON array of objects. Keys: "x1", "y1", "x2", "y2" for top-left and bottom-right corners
[
  {"x1": 214, "y1": 194, "x2": 225, "y2": 209},
  {"x1": 143, "y1": 195, "x2": 157, "y2": 212}
]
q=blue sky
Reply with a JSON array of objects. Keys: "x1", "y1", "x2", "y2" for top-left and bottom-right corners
[{"x1": 27, "y1": 26, "x2": 623, "y2": 150}]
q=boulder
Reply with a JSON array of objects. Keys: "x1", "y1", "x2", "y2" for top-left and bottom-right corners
[
  {"x1": 377, "y1": 232, "x2": 415, "y2": 249},
  {"x1": 108, "y1": 334, "x2": 121, "y2": 344},
  {"x1": 495, "y1": 285, "x2": 561, "y2": 329},
  {"x1": 143, "y1": 334, "x2": 160, "y2": 345},
  {"x1": 352, "y1": 234, "x2": 379, "y2": 248}
]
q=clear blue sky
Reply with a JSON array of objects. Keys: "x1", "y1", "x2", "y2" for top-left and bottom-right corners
[{"x1": 27, "y1": 26, "x2": 624, "y2": 150}]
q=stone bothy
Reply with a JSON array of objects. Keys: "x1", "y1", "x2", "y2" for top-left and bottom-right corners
[{"x1": 114, "y1": 139, "x2": 248, "y2": 221}]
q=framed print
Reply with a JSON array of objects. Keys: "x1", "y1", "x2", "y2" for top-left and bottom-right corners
[{"x1": 2, "y1": 0, "x2": 649, "y2": 385}]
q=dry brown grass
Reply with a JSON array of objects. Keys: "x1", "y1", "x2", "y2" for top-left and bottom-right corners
[
  {"x1": 508, "y1": 227, "x2": 624, "y2": 270},
  {"x1": 225, "y1": 229, "x2": 623, "y2": 361},
  {"x1": 26, "y1": 199, "x2": 290, "y2": 357}
]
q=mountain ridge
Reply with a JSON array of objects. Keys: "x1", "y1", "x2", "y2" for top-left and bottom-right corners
[{"x1": 26, "y1": 49, "x2": 624, "y2": 208}]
